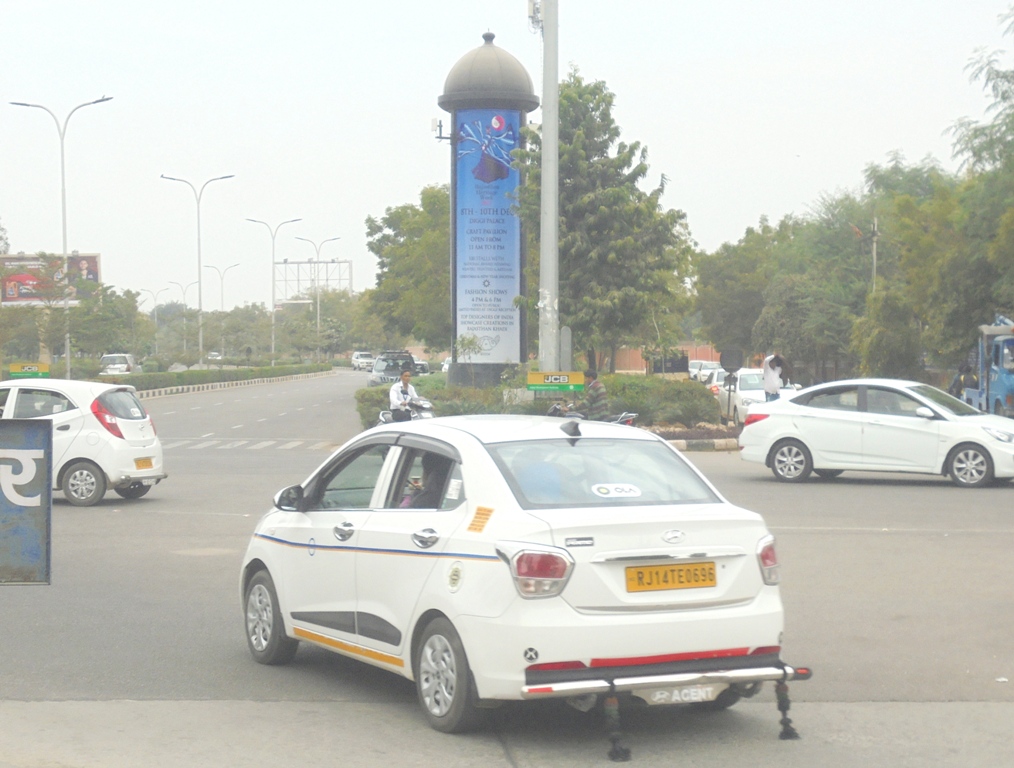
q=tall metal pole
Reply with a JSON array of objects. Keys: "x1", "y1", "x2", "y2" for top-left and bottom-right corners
[
  {"x1": 140, "y1": 287, "x2": 168, "y2": 355},
  {"x1": 295, "y1": 236, "x2": 340, "y2": 362},
  {"x1": 169, "y1": 280, "x2": 198, "y2": 353},
  {"x1": 538, "y1": 0, "x2": 560, "y2": 372},
  {"x1": 10, "y1": 96, "x2": 112, "y2": 378},
  {"x1": 247, "y1": 218, "x2": 301, "y2": 366},
  {"x1": 161, "y1": 174, "x2": 234, "y2": 363},
  {"x1": 871, "y1": 217, "x2": 879, "y2": 293}
]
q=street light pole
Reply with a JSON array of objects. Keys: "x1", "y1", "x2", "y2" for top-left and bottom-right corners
[
  {"x1": 294, "y1": 236, "x2": 340, "y2": 362},
  {"x1": 161, "y1": 173, "x2": 234, "y2": 363},
  {"x1": 204, "y1": 262, "x2": 241, "y2": 310},
  {"x1": 140, "y1": 287, "x2": 168, "y2": 355},
  {"x1": 10, "y1": 95, "x2": 113, "y2": 379},
  {"x1": 247, "y1": 218, "x2": 301, "y2": 366},
  {"x1": 204, "y1": 263, "x2": 240, "y2": 360},
  {"x1": 169, "y1": 280, "x2": 198, "y2": 353}
]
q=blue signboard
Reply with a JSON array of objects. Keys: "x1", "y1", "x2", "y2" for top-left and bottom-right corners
[
  {"x1": 0, "y1": 420, "x2": 52, "y2": 584},
  {"x1": 454, "y1": 108, "x2": 523, "y2": 364}
]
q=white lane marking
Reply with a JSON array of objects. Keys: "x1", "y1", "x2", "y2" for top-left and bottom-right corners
[
  {"x1": 257, "y1": 418, "x2": 267, "y2": 422},
  {"x1": 163, "y1": 411, "x2": 176, "y2": 415},
  {"x1": 161, "y1": 441, "x2": 191, "y2": 450},
  {"x1": 296, "y1": 407, "x2": 305, "y2": 411},
  {"x1": 249, "y1": 441, "x2": 275, "y2": 450},
  {"x1": 218, "y1": 441, "x2": 249, "y2": 449},
  {"x1": 278, "y1": 441, "x2": 302, "y2": 450},
  {"x1": 232, "y1": 424, "x2": 244, "y2": 429},
  {"x1": 201, "y1": 433, "x2": 213, "y2": 437},
  {"x1": 190, "y1": 407, "x2": 202, "y2": 411},
  {"x1": 309, "y1": 442, "x2": 332, "y2": 451},
  {"x1": 189, "y1": 441, "x2": 221, "y2": 449}
]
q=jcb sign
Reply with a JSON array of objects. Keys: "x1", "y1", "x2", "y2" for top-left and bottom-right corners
[{"x1": 526, "y1": 371, "x2": 585, "y2": 392}]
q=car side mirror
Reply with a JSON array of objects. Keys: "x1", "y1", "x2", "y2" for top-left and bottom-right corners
[
  {"x1": 915, "y1": 406, "x2": 935, "y2": 420},
  {"x1": 274, "y1": 485, "x2": 305, "y2": 512}
]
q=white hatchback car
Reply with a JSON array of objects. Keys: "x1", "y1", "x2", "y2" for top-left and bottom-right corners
[
  {"x1": 739, "y1": 378, "x2": 1014, "y2": 487},
  {"x1": 0, "y1": 379, "x2": 166, "y2": 506},
  {"x1": 240, "y1": 416, "x2": 810, "y2": 734}
]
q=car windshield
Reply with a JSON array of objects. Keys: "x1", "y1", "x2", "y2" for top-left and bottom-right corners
[
  {"x1": 909, "y1": 384, "x2": 981, "y2": 416},
  {"x1": 98, "y1": 389, "x2": 148, "y2": 420},
  {"x1": 738, "y1": 372, "x2": 764, "y2": 390},
  {"x1": 487, "y1": 438, "x2": 720, "y2": 509},
  {"x1": 101, "y1": 355, "x2": 128, "y2": 366}
]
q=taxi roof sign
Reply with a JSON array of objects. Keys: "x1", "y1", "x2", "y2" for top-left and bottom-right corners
[{"x1": 526, "y1": 371, "x2": 585, "y2": 392}]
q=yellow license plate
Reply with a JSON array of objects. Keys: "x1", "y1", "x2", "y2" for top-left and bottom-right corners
[
  {"x1": 625, "y1": 562, "x2": 717, "y2": 593},
  {"x1": 134, "y1": 458, "x2": 153, "y2": 470}
]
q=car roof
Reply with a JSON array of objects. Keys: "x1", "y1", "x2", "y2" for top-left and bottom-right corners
[
  {"x1": 364, "y1": 414, "x2": 661, "y2": 447},
  {"x1": 0, "y1": 379, "x2": 132, "y2": 398}
]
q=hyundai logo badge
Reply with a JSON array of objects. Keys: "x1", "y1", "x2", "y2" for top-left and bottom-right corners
[{"x1": 662, "y1": 529, "x2": 686, "y2": 544}]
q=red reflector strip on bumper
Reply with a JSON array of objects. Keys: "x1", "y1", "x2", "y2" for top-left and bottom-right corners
[{"x1": 590, "y1": 647, "x2": 751, "y2": 669}]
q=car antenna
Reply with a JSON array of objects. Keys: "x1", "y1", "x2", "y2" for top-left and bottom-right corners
[{"x1": 559, "y1": 419, "x2": 581, "y2": 445}]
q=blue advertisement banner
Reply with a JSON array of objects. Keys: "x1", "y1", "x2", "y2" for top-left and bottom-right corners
[
  {"x1": 0, "y1": 420, "x2": 52, "y2": 585},
  {"x1": 455, "y1": 108, "x2": 522, "y2": 364}
]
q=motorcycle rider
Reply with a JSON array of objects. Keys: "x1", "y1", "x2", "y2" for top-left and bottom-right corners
[{"x1": 389, "y1": 366, "x2": 418, "y2": 422}]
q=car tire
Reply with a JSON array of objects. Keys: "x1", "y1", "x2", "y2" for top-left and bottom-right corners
[
  {"x1": 244, "y1": 570, "x2": 299, "y2": 665},
  {"x1": 770, "y1": 439, "x2": 813, "y2": 482},
  {"x1": 414, "y1": 617, "x2": 484, "y2": 733},
  {"x1": 946, "y1": 443, "x2": 994, "y2": 488},
  {"x1": 62, "y1": 461, "x2": 107, "y2": 506},
  {"x1": 114, "y1": 483, "x2": 152, "y2": 499},
  {"x1": 814, "y1": 469, "x2": 844, "y2": 480}
]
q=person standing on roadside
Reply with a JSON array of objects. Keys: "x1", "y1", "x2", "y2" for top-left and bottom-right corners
[
  {"x1": 763, "y1": 352, "x2": 787, "y2": 402},
  {"x1": 389, "y1": 367, "x2": 418, "y2": 422}
]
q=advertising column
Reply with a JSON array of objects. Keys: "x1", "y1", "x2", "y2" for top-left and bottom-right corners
[{"x1": 454, "y1": 109, "x2": 523, "y2": 364}]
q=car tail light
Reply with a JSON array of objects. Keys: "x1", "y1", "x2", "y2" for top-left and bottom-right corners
[
  {"x1": 497, "y1": 543, "x2": 574, "y2": 599},
  {"x1": 743, "y1": 413, "x2": 769, "y2": 427},
  {"x1": 757, "y1": 535, "x2": 780, "y2": 585},
  {"x1": 91, "y1": 398, "x2": 124, "y2": 439},
  {"x1": 149, "y1": 417, "x2": 157, "y2": 436}
]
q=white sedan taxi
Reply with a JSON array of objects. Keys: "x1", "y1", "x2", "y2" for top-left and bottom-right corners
[
  {"x1": 739, "y1": 378, "x2": 1014, "y2": 487},
  {"x1": 241, "y1": 415, "x2": 809, "y2": 735}
]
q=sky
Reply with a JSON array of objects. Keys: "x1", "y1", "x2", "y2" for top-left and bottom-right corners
[{"x1": 0, "y1": 1, "x2": 1010, "y2": 313}]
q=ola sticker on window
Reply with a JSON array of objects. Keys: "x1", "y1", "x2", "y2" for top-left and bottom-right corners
[{"x1": 592, "y1": 484, "x2": 641, "y2": 498}]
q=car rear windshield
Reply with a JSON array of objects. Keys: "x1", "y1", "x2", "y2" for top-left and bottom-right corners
[
  {"x1": 487, "y1": 438, "x2": 720, "y2": 509},
  {"x1": 98, "y1": 389, "x2": 148, "y2": 420},
  {"x1": 101, "y1": 355, "x2": 128, "y2": 365}
]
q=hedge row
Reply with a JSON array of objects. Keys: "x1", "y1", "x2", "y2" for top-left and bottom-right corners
[
  {"x1": 354, "y1": 373, "x2": 720, "y2": 430},
  {"x1": 97, "y1": 363, "x2": 332, "y2": 391}
]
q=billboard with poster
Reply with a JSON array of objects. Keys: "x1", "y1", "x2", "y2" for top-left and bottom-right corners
[{"x1": 0, "y1": 253, "x2": 101, "y2": 306}]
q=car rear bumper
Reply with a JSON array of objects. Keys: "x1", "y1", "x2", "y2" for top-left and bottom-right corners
[{"x1": 455, "y1": 587, "x2": 784, "y2": 700}]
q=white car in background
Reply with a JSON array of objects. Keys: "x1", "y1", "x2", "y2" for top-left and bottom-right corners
[
  {"x1": 717, "y1": 368, "x2": 797, "y2": 427},
  {"x1": 690, "y1": 360, "x2": 720, "y2": 382},
  {"x1": 0, "y1": 379, "x2": 166, "y2": 506},
  {"x1": 240, "y1": 415, "x2": 810, "y2": 734},
  {"x1": 739, "y1": 378, "x2": 1014, "y2": 487},
  {"x1": 351, "y1": 351, "x2": 375, "y2": 371}
]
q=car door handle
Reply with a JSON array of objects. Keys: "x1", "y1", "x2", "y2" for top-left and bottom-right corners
[
  {"x1": 333, "y1": 522, "x2": 355, "y2": 541},
  {"x1": 412, "y1": 528, "x2": 439, "y2": 549},
  {"x1": 57, "y1": 424, "x2": 71, "y2": 431}
]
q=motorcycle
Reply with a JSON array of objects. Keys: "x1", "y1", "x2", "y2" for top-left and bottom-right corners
[
  {"x1": 546, "y1": 402, "x2": 638, "y2": 426},
  {"x1": 378, "y1": 397, "x2": 435, "y2": 425}
]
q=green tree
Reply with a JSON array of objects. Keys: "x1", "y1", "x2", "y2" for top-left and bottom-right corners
[
  {"x1": 515, "y1": 69, "x2": 693, "y2": 371},
  {"x1": 69, "y1": 286, "x2": 144, "y2": 357},
  {"x1": 850, "y1": 289, "x2": 923, "y2": 378},
  {"x1": 366, "y1": 185, "x2": 452, "y2": 350},
  {"x1": 0, "y1": 217, "x2": 9, "y2": 255}
]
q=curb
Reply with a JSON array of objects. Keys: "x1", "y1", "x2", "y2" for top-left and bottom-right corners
[
  {"x1": 668, "y1": 437, "x2": 739, "y2": 452},
  {"x1": 134, "y1": 369, "x2": 336, "y2": 400}
]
